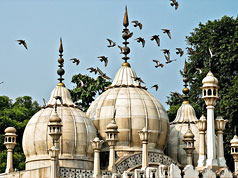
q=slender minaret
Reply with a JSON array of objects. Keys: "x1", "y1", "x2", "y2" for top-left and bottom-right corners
[
  {"x1": 91, "y1": 134, "x2": 104, "y2": 178},
  {"x1": 201, "y1": 70, "x2": 219, "y2": 169},
  {"x1": 183, "y1": 122, "x2": 195, "y2": 165},
  {"x1": 215, "y1": 116, "x2": 228, "y2": 167},
  {"x1": 105, "y1": 111, "x2": 119, "y2": 172},
  {"x1": 231, "y1": 127, "x2": 238, "y2": 175},
  {"x1": 48, "y1": 109, "x2": 62, "y2": 178},
  {"x1": 4, "y1": 127, "x2": 17, "y2": 173},
  {"x1": 196, "y1": 112, "x2": 207, "y2": 169},
  {"x1": 138, "y1": 127, "x2": 151, "y2": 170}
]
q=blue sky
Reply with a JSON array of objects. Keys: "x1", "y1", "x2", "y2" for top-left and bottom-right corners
[{"x1": 0, "y1": 0, "x2": 237, "y2": 109}]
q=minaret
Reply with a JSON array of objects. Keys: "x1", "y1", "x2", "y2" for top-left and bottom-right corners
[
  {"x1": 4, "y1": 127, "x2": 17, "y2": 173},
  {"x1": 183, "y1": 122, "x2": 195, "y2": 165},
  {"x1": 231, "y1": 127, "x2": 238, "y2": 175},
  {"x1": 196, "y1": 111, "x2": 207, "y2": 169},
  {"x1": 105, "y1": 111, "x2": 119, "y2": 172},
  {"x1": 201, "y1": 70, "x2": 219, "y2": 169},
  {"x1": 138, "y1": 127, "x2": 151, "y2": 170}
]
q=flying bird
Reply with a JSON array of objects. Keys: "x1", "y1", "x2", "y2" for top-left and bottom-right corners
[
  {"x1": 131, "y1": 76, "x2": 145, "y2": 84},
  {"x1": 176, "y1": 48, "x2": 184, "y2": 57},
  {"x1": 151, "y1": 35, "x2": 160, "y2": 46},
  {"x1": 97, "y1": 67, "x2": 111, "y2": 80},
  {"x1": 161, "y1": 49, "x2": 170, "y2": 58},
  {"x1": 151, "y1": 84, "x2": 159, "y2": 91},
  {"x1": 54, "y1": 96, "x2": 63, "y2": 105},
  {"x1": 70, "y1": 58, "x2": 80, "y2": 65},
  {"x1": 135, "y1": 37, "x2": 145, "y2": 48},
  {"x1": 170, "y1": 1, "x2": 179, "y2": 10},
  {"x1": 98, "y1": 56, "x2": 108, "y2": 67},
  {"x1": 16, "y1": 40, "x2": 28, "y2": 50},
  {"x1": 171, "y1": 92, "x2": 183, "y2": 99},
  {"x1": 131, "y1": 20, "x2": 143, "y2": 30},
  {"x1": 87, "y1": 67, "x2": 98, "y2": 75},
  {"x1": 162, "y1": 29, "x2": 171, "y2": 39},
  {"x1": 153, "y1": 60, "x2": 164, "y2": 68},
  {"x1": 0, "y1": 81, "x2": 4, "y2": 85},
  {"x1": 164, "y1": 54, "x2": 176, "y2": 64},
  {"x1": 78, "y1": 80, "x2": 85, "y2": 88},
  {"x1": 118, "y1": 45, "x2": 125, "y2": 54},
  {"x1": 208, "y1": 48, "x2": 216, "y2": 58},
  {"x1": 123, "y1": 29, "x2": 133, "y2": 38},
  {"x1": 195, "y1": 68, "x2": 203, "y2": 74},
  {"x1": 106, "y1": 39, "x2": 116, "y2": 48},
  {"x1": 186, "y1": 47, "x2": 197, "y2": 55}
]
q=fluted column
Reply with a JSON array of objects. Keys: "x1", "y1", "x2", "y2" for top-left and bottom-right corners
[
  {"x1": 196, "y1": 114, "x2": 207, "y2": 168},
  {"x1": 215, "y1": 116, "x2": 228, "y2": 167},
  {"x1": 138, "y1": 127, "x2": 151, "y2": 170},
  {"x1": 4, "y1": 127, "x2": 17, "y2": 173},
  {"x1": 91, "y1": 136, "x2": 104, "y2": 178}
]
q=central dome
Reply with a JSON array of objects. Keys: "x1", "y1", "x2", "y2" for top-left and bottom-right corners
[{"x1": 87, "y1": 63, "x2": 169, "y2": 155}]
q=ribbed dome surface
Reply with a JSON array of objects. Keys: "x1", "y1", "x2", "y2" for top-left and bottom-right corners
[
  {"x1": 22, "y1": 85, "x2": 97, "y2": 170},
  {"x1": 167, "y1": 102, "x2": 199, "y2": 166},
  {"x1": 87, "y1": 64, "x2": 169, "y2": 154}
]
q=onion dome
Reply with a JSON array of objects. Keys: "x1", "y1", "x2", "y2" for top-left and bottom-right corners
[
  {"x1": 106, "y1": 118, "x2": 118, "y2": 130},
  {"x1": 22, "y1": 39, "x2": 97, "y2": 170},
  {"x1": 202, "y1": 71, "x2": 218, "y2": 87},
  {"x1": 184, "y1": 125, "x2": 195, "y2": 139},
  {"x1": 87, "y1": 63, "x2": 169, "y2": 155},
  {"x1": 231, "y1": 135, "x2": 238, "y2": 145},
  {"x1": 167, "y1": 60, "x2": 199, "y2": 166}
]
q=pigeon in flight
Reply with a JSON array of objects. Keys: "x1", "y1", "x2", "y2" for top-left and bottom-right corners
[
  {"x1": 162, "y1": 29, "x2": 171, "y2": 39},
  {"x1": 17, "y1": 40, "x2": 28, "y2": 50},
  {"x1": 176, "y1": 48, "x2": 184, "y2": 57},
  {"x1": 170, "y1": 0, "x2": 179, "y2": 10},
  {"x1": 151, "y1": 84, "x2": 159, "y2": 91},
  {"x1": 87, "y1": 67, "x2": 98, "y2": 75},
  {"x1": 153, "y1": 60, "x2": 164, "y2": 68},
  {"x1": 70, "y1": 58, "x2": 80, "y2": 65},
  {"x1": 97, "y1": 67, "x2": 111, "y2": 80},
  {"x1": 164, "y1": 54, "x2": 176, "y2": 64},
  {"x1": 98, "y1": 56, "x2": 108, "y2": 67},
  {"x1": 151, "y1": 35, "x2": 160, "y2": 46},
  {"x1": 107, "y1": 39, "x2": 116, "y2": 48},
  {"x1": 131, "y1": 20, "x2": 143, "y2": 30},
  {"x1": 135, "y1": 37, "x2": 145, "y2": 48},
  {"x1": 161, "y1": 49, "x2": 170, "y2": 58},
  {"x1": 131, "y1": 76, "x2": 145, "y2": 84},
  {"x1": 195, "y1": 68, "x2": 203, "y2": 74}
]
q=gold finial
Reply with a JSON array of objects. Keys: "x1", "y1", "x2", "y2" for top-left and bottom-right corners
[
  {"x1": 123, "y1": 6, "x2": 129, "y2": 27},
  {"x1": 57, "y1": 38, "x2": 65, "y2": 85},
  {"x1": 59, "y1": 37, "x2": 63, "y2": 54}
]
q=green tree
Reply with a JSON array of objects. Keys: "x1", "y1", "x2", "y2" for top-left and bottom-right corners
[
  {"x1": 0, "y1": 96, "x2": 40, "y2": 173},
  {"x1": 70, "y1": 73, "x2": 111, "y2": 112},
  {"x1": 167, "y1": 15, "x2": 238, "y2": 169}
]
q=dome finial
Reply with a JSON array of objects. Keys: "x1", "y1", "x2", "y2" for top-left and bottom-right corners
[
  {"x1": 120, "y1": 6, "x2": 132, "y2": 66},
  {"x1": 182, "y1": 59, "x2": 189, "y2": 103},
  {"x1": 123, "y1": 6, "x2": 129, "y2": 27},
  {"x1": 57, "y1": 37, "x2": 65, "y2": 86}
]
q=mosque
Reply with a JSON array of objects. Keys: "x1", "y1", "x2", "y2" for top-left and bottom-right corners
[{"x1": 0, "y1": 8, "x2": 238, "y2": 178}]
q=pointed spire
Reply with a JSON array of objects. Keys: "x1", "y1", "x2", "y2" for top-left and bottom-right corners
[
  {"x1": 57, "y1": 37, "x2": 65, "y2": 86},
  {"x1": 120, "y1": 6, "x2": 132, "y2": 65},
  {"x1": 123, "y1": 6, "x2": 129, "y2": 27},
  {"x1": 182, "y1": 59, "x2": 189, "y2": 103}
]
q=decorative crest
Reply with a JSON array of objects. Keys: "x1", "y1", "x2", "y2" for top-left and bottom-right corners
[
  {"x1": 119, "y1": 6, "x2": 133, "y2": 65},
  {"x1": 57, "y1": 37, "x2": 65, "y2": 86}
]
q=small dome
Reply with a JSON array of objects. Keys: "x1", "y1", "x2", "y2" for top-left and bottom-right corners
[
  {"x1": 231, "y1": 135, "x2": 238, "y2": 145},
  {"x1": 200, "y1": 114, "x2": 206, "y2": 121},
  {"x1": 167, "y1": 102, "x2": 199, "y2": 166},
  {"x1": 171, "y1": 102, "x2": 198, "y2": 124},
  {"x1": 106, "y1": 119, "x2": 118, "y2": 130},
  {"x1": 5, "y1": 127, "x2": 16, "y2": 133},
  {"x1": 202, "y1": 71, "x2": 218, "y2": 87},
  {"x1": 49, "y1": 111, "x2": 62, "y2": 123},
  {"x1": 22, "y1": 84, "x2": 97, "y2": 170},
  {"x1": 87, "y1": 64, "x2": 169, "y2": 155},
  {"x1": 184, "y1": 128, "x2": 194, "y2": 139}
]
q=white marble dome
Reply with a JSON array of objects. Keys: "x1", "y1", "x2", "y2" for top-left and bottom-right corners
[
  {"x1": 22, "y1": 83, "x2": 97, "y2": 170},
  {"x1": 202, "y1": 71, "x2": 218, "y2": 87},
  {"x1": 167, "y1": 102, "x2": 199, "y2": 166},
  {"x1": 87, "y1": 63, "x2": 170, "y2": 155}
]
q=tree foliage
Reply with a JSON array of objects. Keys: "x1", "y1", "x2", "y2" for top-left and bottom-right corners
[
  {"x1": 0, "y1": 96, "x2": 40, "y2": 173},
  {"x1": 167, "y1": 15, "x2": 238, "y2": 169},
  {"x1": 70, "y1": 73, "x2": 111, "y2": 112}
]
